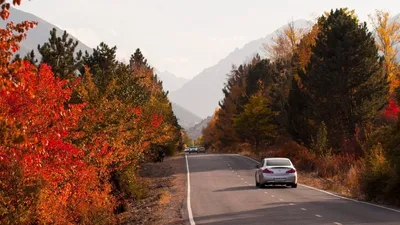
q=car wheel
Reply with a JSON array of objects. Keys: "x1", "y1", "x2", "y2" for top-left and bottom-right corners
[{"x1": 291, "y1": 183, "x2": 298, "y2": 188}]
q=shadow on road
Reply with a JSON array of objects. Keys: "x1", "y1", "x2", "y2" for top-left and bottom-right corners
[
  {"x1": 214, "y1": 185, "x2": 290, "y2": 192},
  {"x1": 213, "y1": 186, "x2": 258, "y2": 192},
  {"x1": 187, "y1": 153, "x2": 257, "y2": 174},
  {"x1": 192, "y1": 200, "x2": 400, "y2": 225}
]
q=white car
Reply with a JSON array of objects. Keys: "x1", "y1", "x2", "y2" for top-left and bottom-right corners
[
  {"x1": 189, "y1": 147, "x2": 198, "y2": 154},
  {"x1": 255, "y1": 157, "x2": 298, "y2": 188}
]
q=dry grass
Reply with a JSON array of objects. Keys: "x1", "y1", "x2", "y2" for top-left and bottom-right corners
[
  {"x1": 118, "y1": 156, "x2": 186, "y2": 225},
  {"x1": 159, "y1": 191, "x2": 171, "y2": 206}
]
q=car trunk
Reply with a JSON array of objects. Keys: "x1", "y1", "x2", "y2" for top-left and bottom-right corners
[{"x1": 267, "y1": 166, "x2": 293, "y2": 175}]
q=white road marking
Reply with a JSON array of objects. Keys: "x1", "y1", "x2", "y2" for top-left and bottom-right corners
[
  {"x1": 315, "y1": 214, "x2": 322, "y2": 218},
  {"x1": 271, "y1": 195, "x2": 275, "y2": 197},
  {"x1": 289, "y1": 203, "x2": 295, "y2": 205},
  {"x1": 239, "y1": 154, "x2": 400, "y2": 214},
  {"x1": 248, "y1": 184, "x2": 252, "y2": 186},
  {"x1": 185, "y1": 155, "x2": 196, "y2": 225},
  {"x1": 241, "y1": 178, "x2": 244, "y2": 180},
  {"x1": 264, "y1": 192, "x2": 268, "y2": 194},
  {"x1": 245, "y1": 181, "x2": 248, "y2": 183},
  {"x1": 237, "y1": 175, "x2": 241, "y2": 177},
  {"x1": 279, "y1": 199, "x2": 284, "y2": 201},
  {"x1": 301, "y1": 208, "x2": 307, "y2": 211},
  {"x1": 333, "y1": 222, "x2": 342, "y2": 225}
]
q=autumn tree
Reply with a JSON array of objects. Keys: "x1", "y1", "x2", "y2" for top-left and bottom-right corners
[
  {"x1": 38, "y1": 28, "x2": 83, "y2": 79},
  {"x1": 264, "y1": 21, "x2": 306, "y2": 61},
  {"x1": 213, "y1": 63, "x2": 250, "y2": 149},
  {"x1": 287, "y1": 24, "x2": 320, "y2": 143},
  {"x1": 0, "y1": 2, "x2": 36, "y2": 68},
  {"x1": 233, "y1": 92, "x2": 277, "y2": 151},
  {"x1": 369, "y1": 10, "x2": 400, "y2": 94},
  {"x1": 202, "y1": 110, "x2": 220, "y2": 149},
  {"x1": 290, "y1": 8, "x2": 389, "y2": 148}
]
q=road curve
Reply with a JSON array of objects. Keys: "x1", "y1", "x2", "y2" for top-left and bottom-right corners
[{"x1": 185, "y1": 153, "x2": 400, "y2": 225}]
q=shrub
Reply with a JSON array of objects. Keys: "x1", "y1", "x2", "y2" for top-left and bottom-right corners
[
  {"x1": 310, "y1": 122, "x2": 330, "y2": 156},
  {"x1": 277, "y1": 141, "x2": 317, "y2": 171},
  {"x1": 118, "y1": 165, "x2": 150, "y2": 201},
  {"x1": 345, "y1": 159, "x2": 365, "y2": 197},
  {"x1": 362, "y1": 143, "x2": 395, "y2": 202},
  {"x1": 316, "y1": 153, "x2": 355, "y2": 178}
]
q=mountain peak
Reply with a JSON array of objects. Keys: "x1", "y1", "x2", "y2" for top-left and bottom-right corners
[
  {"x1": 154, "y1": 69, "x2": 188, "y2": 92},
  {"x1": 169, "y1": 19, "x2": 312, "y2": 118}
]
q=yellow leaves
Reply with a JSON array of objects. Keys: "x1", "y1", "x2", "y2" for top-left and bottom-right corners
[
  {"x1": 264, "y1": 21, "x2": 306, "y2": 61},
  {"x1": 369, "y1": 10, "x2": 400, "y2": 94}
]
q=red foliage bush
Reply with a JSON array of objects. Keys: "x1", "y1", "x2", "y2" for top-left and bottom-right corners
[{"x1": 0, "y1": 62, "x2": 116, "y2": 223}]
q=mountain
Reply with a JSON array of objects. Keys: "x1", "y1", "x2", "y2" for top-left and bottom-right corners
[
  {"x1": 395, "y1": 14, "x2": 400, "y2": 61},
  {"x1": 187, "y1": 116, "x2": 212, "y2": 140},
  {"x1": 1, "y1": 7, "x2": 92, "y2": 59},
  {"x1": 171, "y1": 103, "x2": 202, "y2": 130},
  {"x1": 155, "y1": 70, "x2": 188, "y2": 92},
  {"x1": 169, "y1": 19, "x2": 312, "y2": 118}
]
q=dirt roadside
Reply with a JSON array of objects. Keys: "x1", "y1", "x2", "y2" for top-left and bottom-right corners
[{"x1": 118, "y1": 155, "x2": 187, "y2": 225}]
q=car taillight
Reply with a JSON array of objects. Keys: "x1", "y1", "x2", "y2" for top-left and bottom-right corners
[
  {"x1": 263, "y1": 168, "x2": 274, "y2": 174},
  {"x1": 286, "y1": 168, "x2": 296, "y2": 173}
]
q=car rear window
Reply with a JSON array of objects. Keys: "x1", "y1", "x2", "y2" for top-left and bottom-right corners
[{"x1": 266, "y1": 159, "x2": 291, "y2": 166}]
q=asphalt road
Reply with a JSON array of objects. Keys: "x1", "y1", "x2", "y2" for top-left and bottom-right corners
[{"x1": 185, "y1": 153, "x2": 400, "y2": 225}]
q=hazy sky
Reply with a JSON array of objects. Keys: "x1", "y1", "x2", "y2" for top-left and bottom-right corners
[{"x1": 16, "y1": 0, "x2": 400, "y2": 79}]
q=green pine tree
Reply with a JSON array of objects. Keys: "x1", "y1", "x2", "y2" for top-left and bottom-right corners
[
  {"x1": 24, "y1": 50, "x2": 38, "y2": 65},
  {"x1": 38, "y1": 28, "x2": 82, "y2": 79},
  {"x1": 129, "y1": 48, "x2": 149, "y2": 70},
  {"x1": 81, "y1": 42, "x2": 118, "y2": 89},
  {"x1": 293, "y1": 8, "x2": 389, "y2": 148}
]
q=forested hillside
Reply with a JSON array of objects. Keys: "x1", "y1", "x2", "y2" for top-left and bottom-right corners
[{"x1": 203, "y1": 9, "x2": 400, "y2": 206}]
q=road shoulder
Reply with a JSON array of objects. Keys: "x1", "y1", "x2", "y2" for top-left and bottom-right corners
[{"x1": 118, "y1": 155, "x2": 187, "y2": 225}]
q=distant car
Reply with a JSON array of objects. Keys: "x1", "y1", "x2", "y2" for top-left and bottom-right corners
[
  {"x1": 255, "y1": 157, "x2": 297, "y2": 188},
  {"x1": 198, "y1": 147, "x2": 205, "y2": 153},
  {"x1": 184, "y1": 148, "x2": 190, "y2": 153},
  {"x1": 188, "y1": 146, "x2": 198, "y2": 154}
]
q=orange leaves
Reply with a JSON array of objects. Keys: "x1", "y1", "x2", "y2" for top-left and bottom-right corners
[
  {"x1": 131, "y1": 107, "x2": 142, "y2": 120},
  {"x1": 0, "y1": 0, "x2": 23, "y2": 20},
  {"x1": 0, "y1": 3, "x2": 181, "y2": 222},
  {"x1": 0, "y1": 60, "x2": 118, "y2": 223},
  {"x1": 151, "y1": 114, "x2": 163, "y2": 128},
  {"x1": 1, "y1": 0, "x2": 37, "y2": 67},
  {"x1": 0, "y1": 19, "x2": 37, "y2": 68}
]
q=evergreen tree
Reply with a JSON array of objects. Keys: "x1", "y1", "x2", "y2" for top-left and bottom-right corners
[
  {"x1": 24, "y1": 50, "x2": 38, "y2": 65},
  {"x1": 11, "y1": 53, "x2": 21, "y2": 63},
  {"x1": 38, "y1": 28, "x2": 82, "y2": 79},
  {"x1": 245, "y1": 56, "x2": 270, "y2": 98},
  {"x1": 81, "y1": 42, "x2": 118, "y2": 89},
  {"x1": 130, "y1": 48, "x2": 149, "y2": 70},
  {"x1": 287, "y1": 24, "x2": 319, "y2": 145},
  {"x1": 293, "y1": 8, "x2": 389, "y2": 148}
]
